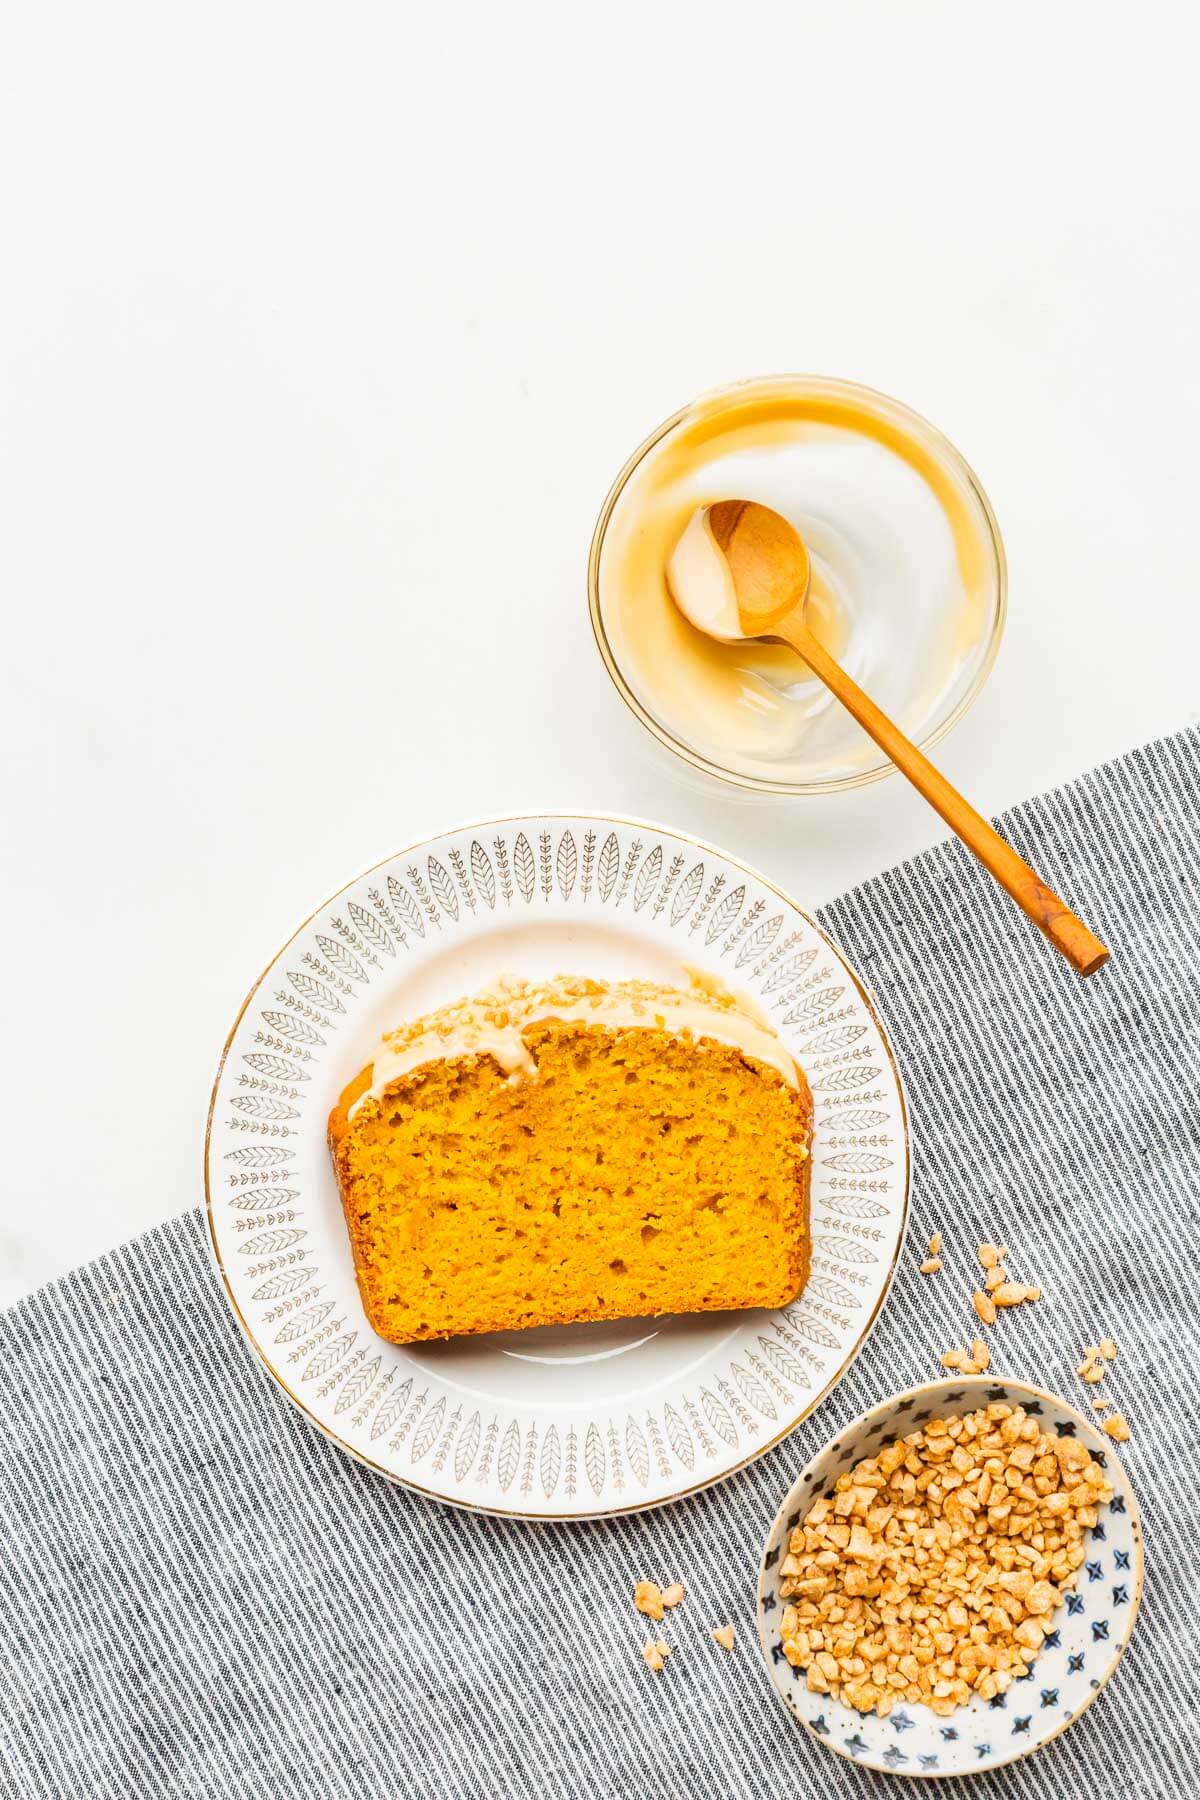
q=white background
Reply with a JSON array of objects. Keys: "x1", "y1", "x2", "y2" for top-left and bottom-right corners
[{"x1": 3, "y1": 2, "x2": 1198, "y2": 1305}]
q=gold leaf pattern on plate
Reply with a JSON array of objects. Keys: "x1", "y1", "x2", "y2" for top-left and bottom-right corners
[
  {"x1": 498, "y1": 1419, "x2": 522, "y2": 1491},
  {"x1": 596, "y1": 832, "x2": 620, "y2": 902},
  {"x1": 470, "y1": 840, "x2": 496, "y2": 909},
  {"x1": 758, "y1": 1333, "x2": 811, "y2": 1388},
  {"x1": 232, "y1": 1087, "x2": 300, "y2": 1116},
  {"x1": 783, "y1": 1308, "x2": 842, "y2": 1349},
  {"x1": 302, "y1": 1332, "x2": 356, "y2": 1383},
  {"x1": 798, "y1": 1024, "x2": 868, "y2": 1055},
  {"x1": 671, "y1": 861, "x2": 704, "y2": 925},
  {"x1": 260, "y1": 1010, "x2": 326, "y2": 1046},
  {"x1": 224, "y1": 1144, "x2": 294, "y2": 1167},
  {"x1": 555, "y1": 831, "x2": 576, "y2": 900},
  {"x1": 734, "y1": 912, "x2": 783, "y2": 967},
  {"x1": 242, "y1": 1054, "x2": 310, "y2": 1084},
  {"x1": 514, "y1": 833, "x2": 535, "y2": 903},
  {"x1": 251, "y1": 1268, "x2": 313, "y2": 1301},
  {"x1": 810, "y1": 1234, "x2": 881, "y2": 1267},
  {"x1": 348, "y1": 901, "x2": 394, "y2": 957},
  {"x1": 761, "y1": 947, "x2": 819, "y2": 993},
  {"x1": 411, "y1": 1395, "x2": 446, "y2": 1463},
  {"x1": 239, "y1": 1228, "x2": 306, "y2": 1256},
  {"x1": 427, "y1": 857, "x2": 459, "y2": 921},
  {"x1": 286, "y1": 970, "x2": 346, "y2": 1015},
  {"x1": 633, "y1": 844, "x2": 662, "y2": 911},
  {"x1": 540, "y1": 1422, "x2": 561, "y2": 1497},
  {"x1": 386, "y1": 876, "x2": 425, "y2": 937},
  {"x1": 335, "y1": 1355, "x2": 381, "y2": 1417},
  {"x1": 624, "y1": 1416, "x2": 649, "y2": 1484},
  {"x1": 584, "y1": 1421, "x2": 606, "y2": 1494},
  {"x1": 366, "y1": 1376, "x2": 409, "y2": 1442},
  {"x1": 274, "y1": 1301, "x2": 336, "y2": 1345},
  {"x1": 701, "y1": 1386, "x2": 739, "y2": 1448},
  {"x1": 454, "y1": 1410, "x2": 482, "y2": 1481},
  {"x1": 822, "y1": 1195, "x2": 890, "y2": 1220},
  {"x1": 705, "y1": 884, "x2": 745, "y2": 945},
  {"x1": 731, "y1": 1361, "x2": 778, "y2": 1420},
  {"x1": 809, "y1": 1063, "x2": 882, "y2": 1092},
  {"x1": 316, "y1": 936, "x2": 369, "y2": 984}
]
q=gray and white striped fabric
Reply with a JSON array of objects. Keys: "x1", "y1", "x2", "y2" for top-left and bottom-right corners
[{"x1": 3, "y1": 729, "x2": 1199, "y2": 1799}]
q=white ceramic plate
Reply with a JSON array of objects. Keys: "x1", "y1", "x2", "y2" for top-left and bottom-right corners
[{"x1": 205, "y1": 813, "x2": 910, "y2": 1518}]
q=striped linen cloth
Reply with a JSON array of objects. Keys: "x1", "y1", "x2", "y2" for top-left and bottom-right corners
[{"x1": 3, "y1": 728, "x2": 1199, "y2": 1799}]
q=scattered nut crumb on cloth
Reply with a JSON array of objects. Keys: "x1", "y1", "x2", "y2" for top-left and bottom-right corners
[
  {"x1": 971, "y1": 1243, "x2": 1040, "y2": 1317},
  {"x1": 1076, "y1": 1337, "x2": 1120, "y2": 1387},
  {"x1": 940, "y1": 1338, "x2": 991, "y2": 1375},
  {"x1": 633, "y1": 1581, "x2": 664, "y2": 1621},
  {"x1": 972, "y1": 1288, "x2": 997, "y2": 1326}
]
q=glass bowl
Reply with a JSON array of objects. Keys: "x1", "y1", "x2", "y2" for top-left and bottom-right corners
[{"x1": 588, "y1": 375, "x2": 1007, "y2": 796}]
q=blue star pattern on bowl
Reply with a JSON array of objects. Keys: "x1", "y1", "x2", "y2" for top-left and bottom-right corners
[{"x1": 756, "y1": 1376, "x2": 1143, "y2": 1778}]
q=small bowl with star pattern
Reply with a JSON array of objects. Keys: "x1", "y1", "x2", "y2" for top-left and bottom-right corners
[{"x1": 755, "y1": 1375, "x2": 1143, "y2": 1778}]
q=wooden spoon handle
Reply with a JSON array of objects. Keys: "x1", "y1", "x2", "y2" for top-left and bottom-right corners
[{"x1": 788, "y1": 623, "x2": 1109, "y2": 976}]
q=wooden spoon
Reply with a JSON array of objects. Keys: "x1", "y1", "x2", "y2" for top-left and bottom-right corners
[{"x1": 667, "y1": 499, "x2": 1109, "y2": 977}]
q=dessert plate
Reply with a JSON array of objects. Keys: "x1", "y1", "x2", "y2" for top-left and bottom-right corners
[{"x1": 205, "y1": 813, "x2": 910, "y2": 1518}]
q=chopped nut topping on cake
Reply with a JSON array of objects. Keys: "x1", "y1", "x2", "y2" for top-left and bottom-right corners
[
  {"x1": 634, "y1": 1581, "x2": 665, "y2": 1621},
  {"x1": 711, "y1": 1624, "x2": 737, "y2": 1651},
  {"x1": 778, "y1": 1403, "x2": 1114, "y2": 1716}
]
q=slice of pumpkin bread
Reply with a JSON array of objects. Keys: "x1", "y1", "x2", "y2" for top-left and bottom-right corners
[{"x1": 328, "y1": 974, "x2": 811, "y2": 1343}]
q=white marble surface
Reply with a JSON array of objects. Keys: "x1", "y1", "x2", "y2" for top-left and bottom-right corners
[{"x1": 3, "y1": 2, "x2": 1199, "y2": 1306}]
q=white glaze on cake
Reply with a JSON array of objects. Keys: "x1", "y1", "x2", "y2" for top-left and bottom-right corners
[{"x1": 349, "y1": 971, "x2": 800, "y2": 1118}]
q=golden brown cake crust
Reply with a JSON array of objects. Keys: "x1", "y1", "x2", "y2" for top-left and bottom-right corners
[{"x1": 329, "y1": 985, "x2": 812, "y2": 1344}]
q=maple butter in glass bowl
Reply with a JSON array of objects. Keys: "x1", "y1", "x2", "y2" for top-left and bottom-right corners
[{"x1": 589, "y1": 376, "x2": 1006, "y2": 795}]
